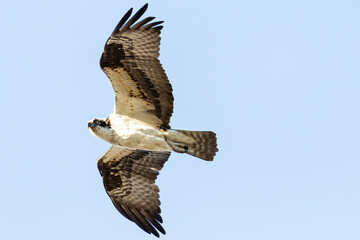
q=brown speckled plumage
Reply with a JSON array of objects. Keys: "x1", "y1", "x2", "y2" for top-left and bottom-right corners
[
  {"x1": 90, "y1": 4, "x2": 218, "y2": 238},
  {"x1": 100, "y1": 3, "x2": 173, "y2": 130},
  {"x1": 97, "y1": 146, "x2": 170, "y2": 237}
]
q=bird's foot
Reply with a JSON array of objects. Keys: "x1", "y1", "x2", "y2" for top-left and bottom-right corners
[{"x1": 166, "y1": 140, "x2": 188, "y2": 153}]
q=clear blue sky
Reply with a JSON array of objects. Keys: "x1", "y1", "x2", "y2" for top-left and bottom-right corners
[{"x1": 1, "y1": 0, "x2": 359, "y2": 239}]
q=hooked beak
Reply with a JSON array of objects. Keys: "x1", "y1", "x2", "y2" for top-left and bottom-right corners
[{"x1": 88, "y1": 122, "x2": 95, "y2": 128}]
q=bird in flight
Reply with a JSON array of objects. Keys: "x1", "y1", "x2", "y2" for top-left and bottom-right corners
[{"x1": 88, "y1": 3, "x2": 218, "y2": 237}]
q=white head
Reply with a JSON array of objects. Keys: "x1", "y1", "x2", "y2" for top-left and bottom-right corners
[{"x1": 87, "y1": 117, "x2": 116, "y2": 143}]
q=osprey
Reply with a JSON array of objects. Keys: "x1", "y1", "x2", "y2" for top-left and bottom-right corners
[{"x1": 88, "y1": 3, "x2": 218, "y2": 237}]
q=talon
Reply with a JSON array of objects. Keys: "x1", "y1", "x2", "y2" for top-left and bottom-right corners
[{"x1": 166, "y1": 140, "x2": 188, "y2": 153}]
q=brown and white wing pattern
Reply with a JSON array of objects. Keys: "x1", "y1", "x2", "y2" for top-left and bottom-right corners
[
  {"x1": 100, "y1": 4, "x2": 173, "y2": 130},
  {"x1": 97, "y1": 145, "x2": 171, "y2": 237}
]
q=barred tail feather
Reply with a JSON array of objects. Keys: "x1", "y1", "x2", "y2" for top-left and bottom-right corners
[{"x1": 173, "y1": 130, "x2": 218, "y2": 161}]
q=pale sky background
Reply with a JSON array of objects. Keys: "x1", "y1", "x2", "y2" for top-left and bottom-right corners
[{"x1": 1, "y1": 0, "x2": 359, "y2": 239}]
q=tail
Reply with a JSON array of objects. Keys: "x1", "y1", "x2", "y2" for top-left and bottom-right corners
[{"x1": 165, "y1": 129, "x2": 218, "y2": 161}]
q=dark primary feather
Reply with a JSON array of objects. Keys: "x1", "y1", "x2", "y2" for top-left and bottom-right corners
[
  {"x1": 132, "y1": 17, "x2": 155, "y2": 30},
  {"x1": 121, "y1": 3, "x2": 149, "y2": 31},
  {"x1": 100, "y1": 3, "x2": 173, "y2": 130},
  {"x1": 97, "y1": 146, "x2": 171, "y2": 237},
  {"x1": 111, "y1": 7, "x2": 133, "y2": 36}
]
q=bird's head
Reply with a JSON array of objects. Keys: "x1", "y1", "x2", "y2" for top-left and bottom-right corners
[
  {"x1": 87, "y1": 117, "x2": 115, "y2": 142},
  {"x1": 88, "y1": 117, "x2": 111, "y2": 128}
]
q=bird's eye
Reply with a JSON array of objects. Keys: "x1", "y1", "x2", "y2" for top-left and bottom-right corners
[{"x1": 94, "y1": 119, "x2": 99, "y2": 124}]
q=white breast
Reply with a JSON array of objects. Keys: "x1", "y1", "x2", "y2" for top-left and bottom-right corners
[{"x1": 109, "y1": 113, "x2": 171, "y2": 151}]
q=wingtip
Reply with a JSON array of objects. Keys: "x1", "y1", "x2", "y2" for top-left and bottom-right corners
[
  {"x1": 143, "y1": 3, "x2": 149, "y2": 9},
  {"x1": 121, "y1": 3, "x2": 150, "y2": 31},
  {"x1": 111, "y1": 7, "x2": 133, "y2": 35},
  {"x1": 138, "y1": 3, "x2": 149, "y2": 17}
]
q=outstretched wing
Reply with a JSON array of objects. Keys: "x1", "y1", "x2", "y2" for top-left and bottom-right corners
[
  {"x1": 97, "y1": 145, "x2": 171, "y2": 237},
  {"x1": 100, "y1": 4, "x2": 173, "y2": 130}
]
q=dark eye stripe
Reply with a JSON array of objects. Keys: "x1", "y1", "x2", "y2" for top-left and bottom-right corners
[
  {"x1": 93, "y1": 119, "x2": 109, "y2": 127},
  {"x1": 99, "y1": 121, "x2": 107, "y2": 127}
]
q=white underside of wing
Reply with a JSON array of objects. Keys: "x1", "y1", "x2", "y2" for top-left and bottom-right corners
[
  {"x1": 104, "y1": 67, "x2": 163, "y2": 127},
  {"x1": 99, "y1": 145, "x2": 133, "y2": 164},
  {"x1": 100, "y1": 66, "x2": 170, "y2": 151}
]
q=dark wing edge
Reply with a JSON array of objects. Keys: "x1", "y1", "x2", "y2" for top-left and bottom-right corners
[
  {"x1": 97, "y1": 146, "x2": 171, "y2": 237},
  {"x1": 100, "y1": 4, "x2": 173, "y2": 130},
  {"x1": 108, "y1": 4, "x2": 164, "y2": 37}
]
